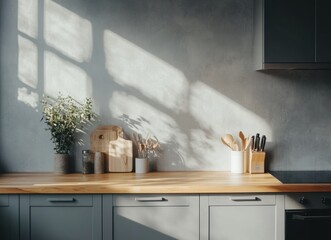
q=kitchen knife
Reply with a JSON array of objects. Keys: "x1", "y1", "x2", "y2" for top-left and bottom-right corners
[
  {"x1": 251, "y1": 136, "x2": 255, "y2": 151},
  {"x1": 260, "y1": 135, "x2": 266, "y2": 152},
  {"x1": 255, "y1": 133, "x2": 260, "y2": 151}
]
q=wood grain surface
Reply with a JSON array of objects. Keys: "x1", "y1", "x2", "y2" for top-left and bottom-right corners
[
  {"x1": 90, "y1": 125, "x2": 122, "y2": 172},
  {"x1": 108, "y1": 137, "x2": 133, "y2": 172},
  {"x1": 1, "y1": 172, "x2": 331, "y2": 194}
]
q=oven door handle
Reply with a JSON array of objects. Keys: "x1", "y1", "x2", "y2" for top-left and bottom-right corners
[{"x1": 292, "y1": 214, "x2": 331, "y2": 221}]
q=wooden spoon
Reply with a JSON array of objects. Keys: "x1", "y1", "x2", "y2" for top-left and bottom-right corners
[
  {"x1": 221, "y1": 135, "x2": 235, "y2": 150},
  {"x1": 223, "y1": 134, "x2": 241, "y2": 151},
  {"x1": 239, "y1": 131, "x2": 245, "y2": 151},
  {"x1": 221, "y1": 137, "x2": 233, "y2": 150},
  {"x1": 224, "y1": 134, "x2": 236, "y2": 150}
]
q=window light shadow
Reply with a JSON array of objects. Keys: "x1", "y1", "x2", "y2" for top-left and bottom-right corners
[
  {"x1": 105, "y1": 31, "x2": 272, "y2": 170},
  {"x1": 44, "y1": 51, "x2": 92, "y2": 102},
  {"x1": 13, "y1": 0, "x2": 274, "y2": 172},
  {"x1": 18, "y1": 87, "x2": 39, "y2": 109},
  {"x1": 104, "y1": 30, "x2": 189, "y2": 114},
  {"x1": 18, "y1": 0, "x2": 38, "y2": 38},
  {"x1": 44, "y1": 0, "x2": 92, "y2": 63},
  {"x1": 18, "y1": 35, "x2": 38, "y2": 89}
]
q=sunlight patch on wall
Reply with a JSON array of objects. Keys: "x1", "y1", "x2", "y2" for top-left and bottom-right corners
[
  {"x1": 190, "y1": 129, "x2": 230, "y2": 170},
  {"x1": 110, "y1": 91, "x2": 182, "y2": 141},
  {"x1": 18, "y1": 87, "x2": 39, "y2": 110},
  {"x1": 104, "y1": 30, "x2": 189, "y2": 113},
  {"x1": 18, "y1": 36, "x2": 38, "y2": 88},
  {"x1": 109, "y1": 91, "x2": 191, "y2": 167},
  {"x1": 18, "y1": 0, "x2": 38, "y2": 38},
  {"x1": 44, "y1": 51, "x2": 92, "y2": 102},
  {"x1": 190, "y1": 81, "x2": 272, "y2": 139},
  {"x1": 44, "y1": 0, "x2": 92, "y2": 63}
]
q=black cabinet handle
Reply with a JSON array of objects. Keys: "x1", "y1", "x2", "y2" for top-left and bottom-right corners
[
  {"x1": 47, "y1": 198, "x2": 76, "y2": 203},
  {"x1": 135, "y1": 197, "x2": 167, "y2": 202},
  {"x1": 230, "y1": 196, "x2": 261, "y2": 202}
]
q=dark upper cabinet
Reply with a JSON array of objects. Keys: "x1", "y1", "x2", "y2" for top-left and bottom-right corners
[
  {"x1": 264, "y1": 0, "x2": 315, "y2": 63},
  {"x1": 254, "y1": 0, "x2": 331, "y2": 70},
  {"x1": 316, "y1": 0, "x2": 331, "y2": 62}
]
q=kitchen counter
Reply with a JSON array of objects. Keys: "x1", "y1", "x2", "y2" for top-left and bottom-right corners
[{"x1": 0, "y1": 172, "x2": 331, "y2": 194}]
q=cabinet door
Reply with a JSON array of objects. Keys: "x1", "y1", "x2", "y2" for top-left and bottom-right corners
[
  {"x1": 264, "y1": 0, "x2": 315, "y2": 63},
  {"x1": 0, "y1": 195, "x2": 19, "y2": 240},
  {"x1": 208, "y1": 194, "x2": 284, "y2": 240},
  {"x1": 20, "y1": 194, "x2": 102, "y2": 240},
  {"x1": 210, "y1": 205, "x2": 275, "y2": 240},
  {"x1": 112, "y1": 195, "x2": 199, "y2": 240},
  {"x1": 316, "y1": 0, "x2": 331, "y2": 62}
]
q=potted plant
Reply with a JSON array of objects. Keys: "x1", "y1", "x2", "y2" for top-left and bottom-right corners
[{"x1": 41, "y1": 93, "x2": 95, "y2": 173}]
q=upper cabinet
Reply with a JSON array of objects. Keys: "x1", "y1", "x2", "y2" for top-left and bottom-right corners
[
  {"x1": 254, "y1": 0, "x2": 331, "y2": 70},
  {"x1": 316, "y1": 0, "x2": 331, "y2": 62}
]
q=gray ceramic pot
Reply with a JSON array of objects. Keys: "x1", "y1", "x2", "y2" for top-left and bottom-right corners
[{"x1": 54, "y1": 154, "x2": 70, "y2": 174}]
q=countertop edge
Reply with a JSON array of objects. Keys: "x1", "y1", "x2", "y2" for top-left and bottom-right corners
[{"x1": 1, "y1": 172, "x2": 331, "y2": 194}]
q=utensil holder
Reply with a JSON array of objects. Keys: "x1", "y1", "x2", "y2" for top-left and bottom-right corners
[
  {"x1": 135, "y1": 158, "x2": 149, "y2": 174},
  {"x1": 249, "y1": 151, "x2": 265, "y2": 174},
  {"x1": 243, "y1": 149, "x2": 251, "y2": 173},
  {"x1": 231, "y1": 151, "x2": 244, "y2": 173}
]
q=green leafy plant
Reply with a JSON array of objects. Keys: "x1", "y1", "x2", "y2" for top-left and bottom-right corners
[{"x1": 41, "y1": 93, "x2": 95, "y2": 154}]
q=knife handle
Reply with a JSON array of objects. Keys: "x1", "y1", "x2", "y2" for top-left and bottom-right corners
[
  {"x1": 255, "y1": 134, "x2": 260, "y2": 151},
  {"x1": 251, "y1": 136, "x2": 255, "y2": 151},
  {"x1": 260, "y1": 135, "x2": 266, "y2": 151}
]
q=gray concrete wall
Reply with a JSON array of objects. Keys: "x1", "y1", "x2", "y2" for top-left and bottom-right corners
[{"x1": 1, "y1": 0, "x2": 331, "y2": 173}]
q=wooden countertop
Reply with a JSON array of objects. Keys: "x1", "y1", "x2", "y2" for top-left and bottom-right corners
[{"x1": 0, "y1": 172, "x2": 331, "y2": 194}]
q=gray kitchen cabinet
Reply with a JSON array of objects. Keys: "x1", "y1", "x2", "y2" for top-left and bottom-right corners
[
  {"x1": 254, "y1": 0, "x2": 331, "y2": 69},
  {"x1": 103, "y1": 194, "x2": 113, "y2": 240},
  {"x1": 0, "y1": 195, "x2": 19, "y2": 240},
  {"x1": 316, "y1": 0, "x2": 331, "y2": 62},
  {"x1": 200, "y1": 194, "x2": 285, "y2": 240},
  {"x1": 264, "y1": 0, "x2": 315, "y2": 64},
  {"x1": 108, "y1": 194, "x2": 199, "y2": 240},
  {"x1": 20, "y1": 194, "x2": 102, "y2": 240}
]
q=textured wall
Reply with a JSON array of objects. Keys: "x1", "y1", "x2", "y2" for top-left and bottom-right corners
[{"x1": 1, "y1": 0, "x2": 331, "y2": 172}]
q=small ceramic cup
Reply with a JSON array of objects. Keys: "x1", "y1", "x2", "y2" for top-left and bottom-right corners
[
  {"x1": 231, "y1": 151, "x2": 244, "y2": 173},
  {"x1": 135, "y1": 158, "x2": 149, "y2": 174}
]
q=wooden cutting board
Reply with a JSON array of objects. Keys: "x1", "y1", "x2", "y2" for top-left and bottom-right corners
[
  {"x1": 90, "y1": 125, "x2": 133, "y2": 172},
  {"x1": 90, "y1": 125, "x2": 122, "y2": 152},
  {"x1": 109, "y1": 137, "x2": 133, "y2": 172}
]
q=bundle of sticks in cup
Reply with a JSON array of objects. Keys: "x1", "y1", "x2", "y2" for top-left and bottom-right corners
[{"x1": 132, "y1": 133, "x2": 160, "y2": 158}]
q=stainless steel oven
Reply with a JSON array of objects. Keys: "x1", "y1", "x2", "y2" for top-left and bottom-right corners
[{"x1": 285, "y1": 193, "x2": 331, "y2": 240}]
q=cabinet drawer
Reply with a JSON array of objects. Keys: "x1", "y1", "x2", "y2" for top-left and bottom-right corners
[
  {"x1": 209, "y1": 194, "x2": 276, "y2": 206},
  {"x1": 113, "y1": 194, "x2": 191, "y2": 207},
  {"x1": 0, "y1": 195, "x2": 9, "y2": 207},
  {"x1": 30, "y1": 194, "x2": 93, "y2": 206}
]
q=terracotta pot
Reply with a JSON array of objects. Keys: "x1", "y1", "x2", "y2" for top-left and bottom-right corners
[{"x1": 54, "y1": 154, "x2": 70, "y2": 174}]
